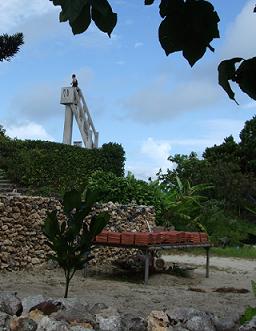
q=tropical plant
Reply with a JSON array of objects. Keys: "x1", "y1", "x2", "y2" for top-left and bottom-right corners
[
  {"x1": 42, "y1": 189, "x2": 110, "y2": 298},
  {"x1": 162, "y1": 176, "x2": 212, "y2": 232}
]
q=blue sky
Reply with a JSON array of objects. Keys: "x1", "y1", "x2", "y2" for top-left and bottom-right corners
[{"x1": 1, "y1": 0, "x2": 256, "y2": 179}]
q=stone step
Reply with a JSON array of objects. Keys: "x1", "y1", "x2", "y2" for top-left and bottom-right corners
[
  {"x1": 0, "y1": 168, "x2": 19, "y2": 194},
  {"x1": 0, "y1": 179, "x2": 11, "y2": 184},
  {"x1": 0, "y1": 188, "x2": 14, "y2": 193},
  {"x1": 0, "y1": 182, "x2": 13, "y2": 187}
]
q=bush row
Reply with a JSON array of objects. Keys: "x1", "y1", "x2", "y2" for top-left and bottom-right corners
[{"x1": 0, "y1": 138, "x2": 125, "y2": 196}]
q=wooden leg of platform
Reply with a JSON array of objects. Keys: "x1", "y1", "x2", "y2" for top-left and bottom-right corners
[
  {"x1": 144, "y1": 249, "x2": 149, "y2": 285},
  {"x1": 205, "y1": 247, "x2": 210, "y2": 278}
]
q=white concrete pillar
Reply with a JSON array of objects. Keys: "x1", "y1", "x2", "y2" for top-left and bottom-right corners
[{"x1": 63, "y1": 105, "x2": 73, "y2": 145}]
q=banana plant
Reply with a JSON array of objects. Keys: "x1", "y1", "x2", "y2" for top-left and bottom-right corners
[
  {"x1": 163, "y1": 176, "x2": 212, "y2": 232},
  {"x1": 43, "y1": 189, "x2": 110, "y2": 298}
]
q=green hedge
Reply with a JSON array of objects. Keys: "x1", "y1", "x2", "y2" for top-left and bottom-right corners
[
  {"x1": 87, "y1": 170, "x2": 165, "y2": 222},
  {"x1": 0, "y1": 139, "x2": 125, "y2": 196}
]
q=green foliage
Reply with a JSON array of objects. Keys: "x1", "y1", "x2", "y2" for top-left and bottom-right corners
[
  {"x1": 199, "y1": 200, "x2": 256, "y2": 245},
  {"x1": 218, "y1": 57, "x2": 256, "y2": 104},
  {"x1": 218, "y1": 57, "x2": 243, "y2": 104},
  {"x1": 87, "y1": 170, "x2": 165, "y2": 221},
  {"x1": 157, "y1": 117, "x2": 256, "y2": 243},
  {"x1": 160, "y1": 119, "x2": 256, "y2": 217},
  {"x1": 0, "y1": 125, "x2": 6, "y2": 137},
  {"x1": 51, "y1": 0, "x2": 117, "y2": 36},
  {"x1": 240, "y1": 307, "x2": 256, "y2": 325},
  {"x1": 161, "y1": 176, "x2": 212, "y2": 232},
  {"x1": 240, "y1": 279, "x2": 256, "y2": 326},
  {"x1": 0, "y1": 33, "x2": 24, "y2": 62},
  {"x1": 158, "y1": 0, "x2": 220, "y2": 66},
  {"x1": 252, "y1": 280, "x2": 256, "y2": 297},
  {"x1": 0, "y1": 139, "x2": 125, "y2": 196},
  {"x1": 43, "y1": 189, "x2": 110, "y2": 298},
  {"x1": 240, "y1": 116, "x2": 256, "y2": 174}
]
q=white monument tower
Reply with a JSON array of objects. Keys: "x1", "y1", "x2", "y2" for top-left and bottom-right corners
[{"x1": 60, "y1": 87, "x2": 99, "y2": 148}]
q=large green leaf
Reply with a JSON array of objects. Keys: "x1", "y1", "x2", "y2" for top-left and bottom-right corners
[
  {"x1": 52, "y1": 0, "x2": 88, "y2": 23},
  {"x1": 218, "y1": 57, "x2": 243, "y2": 104},
  {"x1": 70, "y1": 3, "x2": 91, "y2": 35},
  {"x1": 50, "y1": 0, "x2": 117, "y2": 36},
  {"x1": 91, "y1": 0, "x2": 117, "y2": 37},
  {"x1": 145, "y1": 0, "x2": 155, "y2": 4},
  {"x1": 89, "y1": 212, "x2": 110, "y2": 238},
  {"x1": 43, "y1": 211, "x2": 60, "y2": 240},
  {"x1": 63, "y1": 189, "x2": 81, "y2": 213},
  {"x1": 240, "y1": 306, "x2": 256, "y2": 325},
  {"x1": 158, "y1": 0, "x2": 220, "y2": 66},
  {"x1": 235, "y1": 57, "x2": 256, "y2": 101}
]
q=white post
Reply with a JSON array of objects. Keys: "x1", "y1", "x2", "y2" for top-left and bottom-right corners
[
  {"x1": 63, "y1": 105, "x2": 73, "y2": 145},
  {"x1": 60, "y1": 86, "x2": 99, "y2": 149}
]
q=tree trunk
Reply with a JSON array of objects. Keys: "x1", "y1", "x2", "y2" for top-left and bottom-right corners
[{"x1": 64, "y1": 271, "x2": 70, "y2": 298}]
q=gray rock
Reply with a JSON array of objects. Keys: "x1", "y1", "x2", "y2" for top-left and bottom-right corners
[
  {"x1": 70, "y1": 328, "x2": 94, "y2": 331},
  {"x1": 239, "y1": 316, "x2": 256, "y2": 331},
  {"x1": 29, "y1": 300, "x2": 65, "y2": 315},
  {"x1": 56, "y1": 298, "x2": 89, "y2": 312},
  {"x1": 10, "y1": 317, "x2": 37, "y2": 331},
  {"x1": 0, "y1": 311, "x2": 11, "y2": 330},
  {"x1": 36, "y1": 315, "x2": 70, "y2": 331},
  {"x1": 53, "y1": 308, "x2": 94, "y2": 325},
  {"x1": 96, "y1": 307, "x2": 121, "y2": 331},
  {"x1": 22, "y1": 295, "x2": 46, "y2": 315},
  {"x1": 167, "y1": 308, "x2": 214, "y2": 324},
  {"x1": 90, "y1": 303, "x2": 108, "y2": 315},
  {"x1": 52, "y1": 298, "x2": 94, "y2": 325},
  {"x1": 213, "y1": 316, "x2": 239, "y2": 331},
  {"x1": 0, "y1": 292, "x2": 23, "y2": 316},
  {"x1": 47, "y1": 259, "x2": 59, "y2": 269},
  {"x1": 185, "y1": 315, "x2": 215, "y2": 331},
  {"x1": 121, "y1": 313, "x2": 147, "y2": 331}
]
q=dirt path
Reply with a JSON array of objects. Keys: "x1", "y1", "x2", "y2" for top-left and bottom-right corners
[{"x1": 0, "y1": 254, "x2": 255, "y2": 319}]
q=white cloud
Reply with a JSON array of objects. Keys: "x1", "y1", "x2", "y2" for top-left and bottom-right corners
[
  {"x1": 116, "y1": 60, "x2": 126, "y2": 65},
  {"x1": 134, "y1": 42, "x2": 144, "y2": 48},
  {"x1": 127, "y1": 137, "x2": 173, "y2": 180},
  {"x1": 124, "y1": 78, "x2": 220, "y2": 123},
  {"x1": 126, "y1": 118, "x2": 246, "y2": 179},
  {"x1": 242, "y1": 101, "x2": 256, "y2": 109},
  {"x1": 141, "y1": 137, "x2": 171, "y2": 164},
  {"x1": 0, "y1": 0, "x2": 54, "y2": 32},
  {"x1": 5, "y1": 121, "x2": 54, "y2": 140},
  {"x1": 221, "y1": 1, "x2": 256, "y2": 59},
  {"x1": 9, "y1": 84, "x2": 62, "y2": 123}
]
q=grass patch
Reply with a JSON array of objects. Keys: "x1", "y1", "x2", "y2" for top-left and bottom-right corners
[{"x1": 171, "y1": 245, "x2": 256, "y2": 259}]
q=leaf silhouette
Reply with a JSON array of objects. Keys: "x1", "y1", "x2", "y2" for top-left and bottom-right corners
[
  {"x1": 235, "y1": 57, "x2": 256, "y2": 101},
  {"x1": 158, "y1": 0, "x2": 220, "y2": 66},
  {"x1": 218, "y1": 57, "x2": 243, "y2": 104}
]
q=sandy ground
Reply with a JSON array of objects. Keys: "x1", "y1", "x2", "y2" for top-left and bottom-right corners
[{"x1": 0, "y1": 254, "x2": 255, "y2": 319}]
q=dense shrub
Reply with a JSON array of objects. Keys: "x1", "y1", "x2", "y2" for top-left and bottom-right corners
[
  {"x1": 87, "y1": 170, "x2": 165, "y2": 221},
  {"x1": 0, "y1": 139, "x2": 125, "y2": 196}
]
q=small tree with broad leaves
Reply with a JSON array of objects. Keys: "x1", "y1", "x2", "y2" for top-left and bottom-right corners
[{"x1": 42, "y1": 189, "x2": 110, "y2": 298}]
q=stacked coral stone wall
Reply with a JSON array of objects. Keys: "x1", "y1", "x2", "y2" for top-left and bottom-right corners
[{"x1": 0, "y1": 195, "x2": 156, "y2": 271}]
